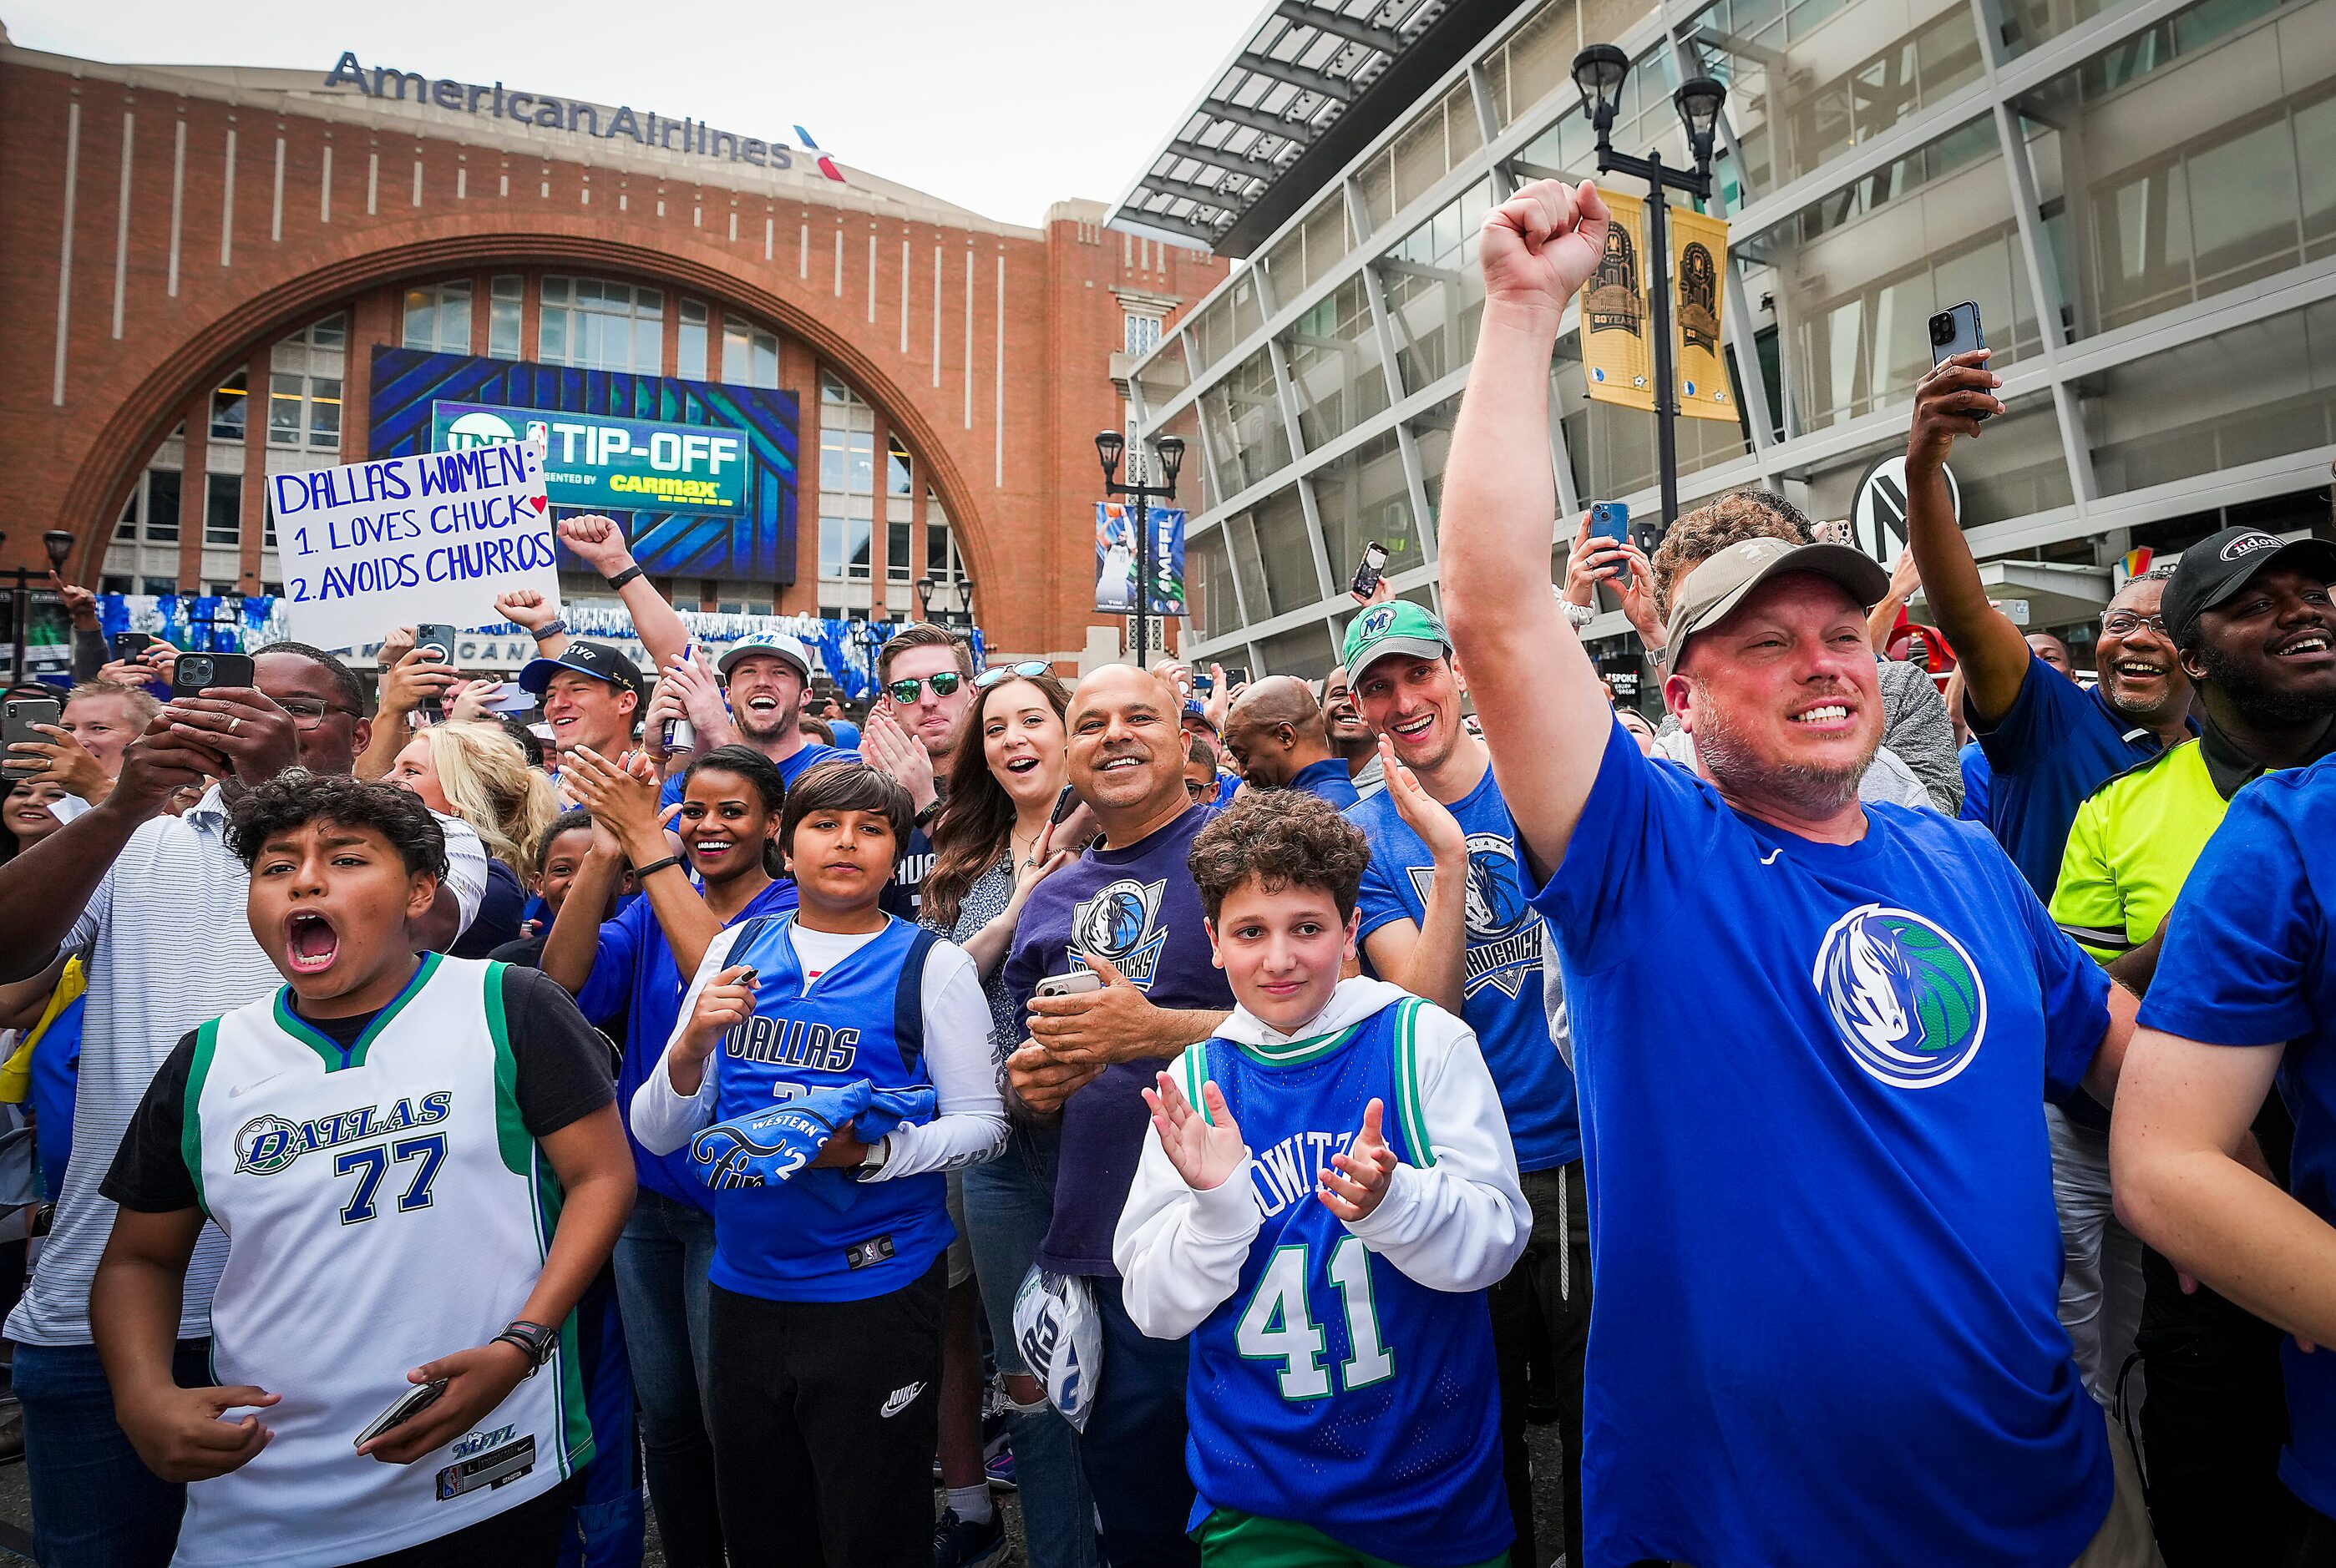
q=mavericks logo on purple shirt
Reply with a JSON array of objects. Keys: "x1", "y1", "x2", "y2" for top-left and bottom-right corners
[
  {"x1": 1814, "y1": 904, "x2": 1989, "y2": 1090},
  {"x1": 1072, "y1": 878, "x2": 1171, "y2": 989}
]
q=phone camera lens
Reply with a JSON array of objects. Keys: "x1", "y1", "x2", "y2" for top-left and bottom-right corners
[
  {"x1": 1928, "y1": 313, "x2": 1954, "y2": 346},
  {"x1": 181, "y1": 656, "x2": 213, "y2": 684}
]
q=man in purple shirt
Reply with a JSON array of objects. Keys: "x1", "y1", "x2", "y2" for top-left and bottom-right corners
[{"x1": 1005, "y1": 665, "x2": 1234, "y2": 1568}]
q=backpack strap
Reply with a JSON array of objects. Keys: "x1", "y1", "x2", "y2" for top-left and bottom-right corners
[{"x1": 893, "y1": 926, "x2": 944, "y2": 1075}]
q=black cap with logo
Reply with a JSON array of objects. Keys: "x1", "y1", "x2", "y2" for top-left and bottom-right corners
[
  {"x1": 518, "y1": 640, "x2": 646, "y2": 699},
  {"x1": 2161, "y1": 527, "x2": 2336, "y2": 646}
]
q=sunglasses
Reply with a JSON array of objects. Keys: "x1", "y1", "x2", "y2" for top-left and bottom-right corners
[
  {"x1": 884, "y1": 670, "x2": 964, "y2": 705},
  {"x1": 973, "y1": 661, "x2": 1052, "y2": 690}
]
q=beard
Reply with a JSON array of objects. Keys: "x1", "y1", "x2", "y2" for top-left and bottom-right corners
[
  {"x1": 1690, "y1": 677, "x2": 1876, "y2": 818},
  {"x1": 734, "y1": 702, "x2": 796, "y2": 743},
  {"x1": 2192, "y1": 636, "x2": 2336, "y2": 728}
]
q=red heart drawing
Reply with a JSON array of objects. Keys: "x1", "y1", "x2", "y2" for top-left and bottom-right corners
[{"x1": 526, "y1": 493, "x2": 548, "y2": 514}]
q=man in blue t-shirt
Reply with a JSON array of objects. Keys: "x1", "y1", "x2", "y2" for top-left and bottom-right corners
[
  {"x1": 1903, "y1": 355, "x2": 2200, "y2": 1424},
  {"x1": 2121, "y1": 758, "x2": 2336, "y2": 1555},
  {"x1": 1438, "y1": 177, "x2": 2152, "y2": 1568},
  {"x1": 1003, "y1": 664, "x2": 1234, "y2": 1568},
  {"x1": 656, "y1": 631, "x2": 852, "y2": 813},
  {"x1": 1219, "y1": 676, "x2": 1359, "y2": 810},
  {"x1": 1336, "y1": 597, "x2": 1586, "y2": 1568}
]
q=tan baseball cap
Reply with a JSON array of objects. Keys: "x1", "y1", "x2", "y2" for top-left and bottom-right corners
[{"x1": 1663, "y1": 538, "x2": 1892, "y2": 660}]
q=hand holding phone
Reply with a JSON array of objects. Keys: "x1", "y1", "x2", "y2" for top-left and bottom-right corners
[
  {"x1": 1587, "y1": 503, "x2": 1629, "y2": 578},
  {"x1": 1928, "y1": 302, "x2": 1989, "y2": 422},
  {"x1": 353, "y1": 1378, "x2": 448, "y2": 1449},
  {"x1": 3, "y1": 697, "x2": 63, "y2": 781},
  {"x1": 411, "y1": 625, "x2": 459, "y2": 722},
  {"x1": 1349, "y1": 540, "x2": 1389, "y2": 600}
]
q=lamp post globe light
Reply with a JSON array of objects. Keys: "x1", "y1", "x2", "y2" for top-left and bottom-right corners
[
  {"x1": 1094, "y1": 430, "x2": 1186, "y2": 668},
  {"x1": 1570, "y1": 45, "x2": 1726, "y2": 534}
]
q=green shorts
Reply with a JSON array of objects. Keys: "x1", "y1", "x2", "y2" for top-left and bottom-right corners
[{"x1": 1192, "y1": 1505, "x2": 1511, "y2": 1568}]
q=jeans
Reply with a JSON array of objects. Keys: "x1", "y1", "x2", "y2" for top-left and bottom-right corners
[
  {"x1": 1080, "y1": 1275, "x2": 1200, "y2": 1568},
  {"x1": 17, "y1": 1336, "x2": 211, "y2": 1568},
  {"x1": 2049, "y1": 1105, "x2": 2145, "y2": 1409},
  {"x1": 963, "y1": 1124, "x2": 1099, "y2": 1568},
  {"x1": 610, "y1": 1189, "x2": 721, "y2": 1568}
]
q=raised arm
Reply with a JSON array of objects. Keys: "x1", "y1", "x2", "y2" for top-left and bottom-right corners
[
  {"x1": 1903, "y1": 352, "x2": 2029, "y2": 726},
  {"x1": 559, "y1": 515, "x2": 692, "y2": 675},
  {"x1": 1437, "y1": 179, "x2": 1619, "y2": 880}
]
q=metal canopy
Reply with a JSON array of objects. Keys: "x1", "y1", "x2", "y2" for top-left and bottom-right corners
[{"x1": 1107, "y1": 0, "x2": 1475, "y2": 256}]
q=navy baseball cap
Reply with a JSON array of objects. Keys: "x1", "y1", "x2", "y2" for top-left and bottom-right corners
[
  {"x1": 518, "y1": 640, "x2": 645, "y2": 699},
  {"x1": 2161, "y1": 526, "x2": 2336, "y2": 646}
]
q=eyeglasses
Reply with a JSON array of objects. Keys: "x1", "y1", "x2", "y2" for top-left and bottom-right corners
[
  {"x1": 2100, "y1": 611, "x2": 2166, "y2": 637},
  {"x1": 276, "y1": 697, "x2": 361, "y2": 731},
  {"x1": 973, "y1": 662, "x2": 1051, "y2": 690},
  {"x1": 884, "y1": 671, "x2": 964, "y2": 705}
]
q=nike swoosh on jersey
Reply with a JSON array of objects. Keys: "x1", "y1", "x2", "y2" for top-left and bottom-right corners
[
  {"x1": 227, "y1": 1069, "x2": 293, "y2": 1099},
  {"x1": 1761, "y1": 849, "x2": 1784, "y2": 866},
  {"x1": 880, "y1": 1381, "x2": 926, "y2": 1419}
]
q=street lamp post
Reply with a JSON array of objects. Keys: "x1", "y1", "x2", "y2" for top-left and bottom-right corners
[
  {"x1": 915, "y1": 573, "x2": 978, "y2": 635},
  {"x1": 2, "y1": 530, "x2": 79, "y2": 685},
  {"x1": 1094, "y1": 431, "x2": 1185, "y2": 669},
  {"x1": 1570, "y1": 46, "x2": 1727, "y2": 529}
]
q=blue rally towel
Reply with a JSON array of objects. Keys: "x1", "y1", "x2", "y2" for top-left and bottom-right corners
[{"x1": 691, "y1": 1080, "x2": 936, "y2": 1206}]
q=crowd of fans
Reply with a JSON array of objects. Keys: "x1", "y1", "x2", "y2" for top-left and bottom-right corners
[{"x1": 0, "y1": 173, "x2": 2330, "y2": 1568}]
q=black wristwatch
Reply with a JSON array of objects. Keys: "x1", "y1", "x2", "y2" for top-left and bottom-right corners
[
  {"x1": 603, "y1": 564, "x2": 644, "y2": 592},
  {"x1": 492, "y1": 1319, "x2": 559, "y2": 1377},
  {"x1": 914, "y1": 798, "x2": 943, "y2": 829}
]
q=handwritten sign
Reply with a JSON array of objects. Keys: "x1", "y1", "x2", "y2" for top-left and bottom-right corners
[{"x1": 268, "y1": 446, "x2": 559, "y2": 648}]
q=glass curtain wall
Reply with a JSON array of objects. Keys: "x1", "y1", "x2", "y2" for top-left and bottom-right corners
[{"x1": 1139, "y1": 0, "x2": 2336, "y2": 672}]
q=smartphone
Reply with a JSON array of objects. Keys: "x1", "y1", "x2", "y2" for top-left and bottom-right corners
[
  {"x1": 1928, "y1": 301, "x2": 1989, "y2": 420},
  {"x1": 1048, "y1": 783, "x2": 1081, "y2": 827},
  {"x1": 413, "y1": 623, "x2": 459, "y2": 722},
  {"x1": 353, "y1": 1378, "x2": 448, "y2": 1449},
  {"x1": 1585, "y1": 502, "x2": 1630, "y2": 580},
  {"x1": 3, "y1": 697, "x2": 61, "y2": 781},
  {"x1": 1035, "y1": 970, "x2": 1105, "y2": 1000},
  {"x1": 1219, "y1": 665, "x2": 1249, "y2": 690},
  {"x1": 111, "y1": 631, "x2": 157, "y2": 660},
  {"x1": 170, "y1": 651, "x2": 255, "y2": 695},
  {"x1": 1350, "y1": 540, "x2": 1389, "y2": 599},
  {"x1": 1191, "y1": 671, "x2": 1214, "y2": 696}
]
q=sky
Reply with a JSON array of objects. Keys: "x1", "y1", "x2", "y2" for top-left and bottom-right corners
[{"x1": 0, "y1": 0, "x2": 1264, "y2": 227}]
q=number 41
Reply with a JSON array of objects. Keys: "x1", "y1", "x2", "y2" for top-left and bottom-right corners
[{"x1": 1234, "y1": 1238, "x2": 1393, "y2": 1400}]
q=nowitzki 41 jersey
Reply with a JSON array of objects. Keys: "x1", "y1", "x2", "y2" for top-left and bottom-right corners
[
  {"x1": 179, "y1": 955, "x2": 590, "y2": 1566},
  {"x1": 1182, "y1": 998, "x2": 1508, "y2": 1568}
]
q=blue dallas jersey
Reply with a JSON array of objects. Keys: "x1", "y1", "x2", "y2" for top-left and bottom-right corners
[
  {"x1": 2138, "y1": 756, "x2": 2336, "y2": 1516},
  {"x1": 1350, "y1": 765, "x2": 1578, "y2": 1170},
  {"x1": 1537, "y1": 720, "x2": 2114, "y2": 1568},
  {"x1": 705, "y1": 913, "x2": 949, "y2": 1302},
  {"x1": 1181, "y1": 998, "x2": 1508, "y2": 1568}
]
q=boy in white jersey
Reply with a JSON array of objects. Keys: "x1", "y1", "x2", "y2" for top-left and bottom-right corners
[
  {"x1": 92, "y1": 772, "x2": 635, "y2": 1567},
  {"x1": 1115, "y1": 792, "x2": 1528, "y2": 1566}
]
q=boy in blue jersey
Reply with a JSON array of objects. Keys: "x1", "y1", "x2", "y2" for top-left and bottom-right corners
[
  {"x1": 1438, "y1": 178, "x2": 2159, "y2": 1568},
  {"x1": 631, "y1": 760, "x2": 1006, "y2": 1567},
  {"x1": 1116, "y1": 792, "x2": 1527, "y2": 1568},
  {"x1": 1337, "y1": 599, "x2": 1587, "y2": 1568},
  {"x1": 2118, "y1": 756, "x2": 2336, "y2": 1560}
]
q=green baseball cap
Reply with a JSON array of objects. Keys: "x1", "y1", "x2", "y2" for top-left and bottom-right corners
[{"x1": 1341, "y1": 599, "x2": 1452, "y2": 678}]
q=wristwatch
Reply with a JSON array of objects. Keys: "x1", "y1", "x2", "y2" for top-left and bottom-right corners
[
  {"x1": 914, "y1": 799, "x2": 944, "y2": 830},
  {"x1": 491, "y1": 1319, "x2": 559, "y2": 1377},
  {"x1": 854, "y1": 1135, "x2": 893, "y2": 1182},
  {"x1": 603, "y1": 564, "x2": 644, "y2": 592}
]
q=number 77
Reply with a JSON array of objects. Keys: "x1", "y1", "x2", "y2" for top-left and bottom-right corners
[{"x1": 333, "y1": 1134, "x2": 448, "y2": 1226}]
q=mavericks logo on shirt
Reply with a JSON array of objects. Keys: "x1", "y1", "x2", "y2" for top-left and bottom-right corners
[
  {"x1": 1072, "y1": 878, "x2": 1171, "y2": 989},
  {"x1": 1405, "y1": 834, "x2": 1543, "y2": 999},
  {"x1": 1813, "y1": 904, "x2": 1989, "y2": 1089}
]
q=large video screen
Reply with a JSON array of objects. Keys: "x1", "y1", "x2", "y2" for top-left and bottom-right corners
[{"x1": 368, "y1": 347, "x2": 800, "y2": 583}]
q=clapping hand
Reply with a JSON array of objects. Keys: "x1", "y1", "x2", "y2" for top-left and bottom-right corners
[
  {"x1": 1317, "y1": 1099, "x2": 1397, "y2": 1222},
  {"x1": 861, "y1": 706, "x2": 937, "y2": 812},
  {"x1": 1379, "y1": 735, "x2": 1467, "y2": 868},
  {"x1": 563, "y1": 746, "x2": 670, "y2": 861},
  {"x1": 1143, "y1": 1070, "x2": 1246, "y2": 1192}
]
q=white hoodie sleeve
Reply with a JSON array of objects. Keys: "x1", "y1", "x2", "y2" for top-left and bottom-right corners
[
  {"x1": 1112, "y1": 1045, "x2": 1263, "y2": 1339},
  {"x1": 627, "y1": 926, "x2": 742, "y2": 1156},
  {"x1": 1343, "y1": 1002, "x2": 1530, "y2": 1292}
]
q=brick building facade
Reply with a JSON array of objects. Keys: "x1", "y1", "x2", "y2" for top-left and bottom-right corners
[{"x1": 0, "y1": 31, "x2": 1224, "y2": 660}]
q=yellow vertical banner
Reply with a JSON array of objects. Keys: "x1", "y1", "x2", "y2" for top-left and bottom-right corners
[
  {"x1": 1670, "y1": 206, "x2": 1735, "y2": 422},
  {"x1": 1580, "y1": 190, "x2": 1653, "y2": 413}
]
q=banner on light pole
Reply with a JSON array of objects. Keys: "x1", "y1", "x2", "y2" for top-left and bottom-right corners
[
  {"x1": 1581, "y1": 191, "x2": 1653, "y2": 413},
  {"x1": 1669, "y1": 205, "x2": 1735, "y2": 422}
]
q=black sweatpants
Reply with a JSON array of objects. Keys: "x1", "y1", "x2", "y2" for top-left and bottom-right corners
[
  {"x1": 706, "y1": 1257, "x2": 947, "y2": 1568},
  {"x1": 1491, "y1": 1161, "x2": 1592, "y2": 1568}
]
